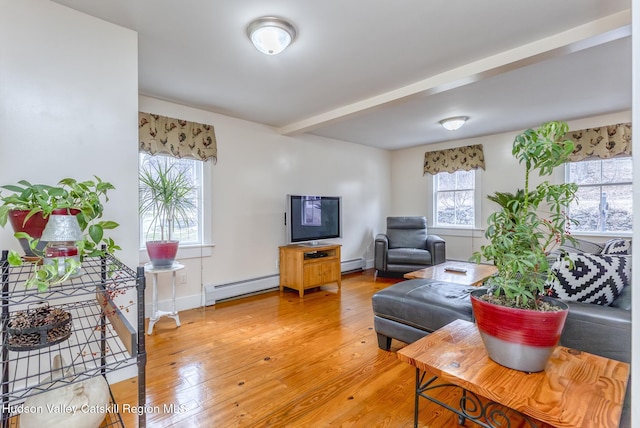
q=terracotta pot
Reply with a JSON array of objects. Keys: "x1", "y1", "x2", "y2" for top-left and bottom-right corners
[
  {"x1": 146, "y1": 241, "x2": 179, "y2": 268},
  {"x1": 470, "y1": 288, "x2": 569, "y2": 372},
  {"x1": 8, "y1": 209, "x2": 80, "y2": 257}
]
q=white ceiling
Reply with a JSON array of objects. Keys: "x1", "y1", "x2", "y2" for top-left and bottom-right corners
[{"x1": 50, "y1": 0, "x2": 632, "y2": 150}]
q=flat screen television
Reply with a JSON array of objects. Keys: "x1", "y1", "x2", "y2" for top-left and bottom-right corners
[{"x1": 286, "y1": 195, "x2": 342, "y2": 244}]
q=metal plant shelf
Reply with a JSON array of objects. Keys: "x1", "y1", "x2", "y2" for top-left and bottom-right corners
[{"x1": 1, "y1": 251, "x2": 146, "y2": 428}]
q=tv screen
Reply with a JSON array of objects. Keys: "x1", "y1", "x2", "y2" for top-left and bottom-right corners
[{"x1": 286, "y1": 195, "x2": 342, "y2": 244}]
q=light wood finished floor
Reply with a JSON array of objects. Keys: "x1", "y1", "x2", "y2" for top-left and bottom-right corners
[{"x1": 110, "y1": 270, "x2": 537, "y2": 427}]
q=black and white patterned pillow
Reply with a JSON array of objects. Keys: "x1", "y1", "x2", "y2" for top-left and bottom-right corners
[
  {"x1": 546, "y1": 253, "x2": 630, "y2": 306},
  {"x1": 601, "y1": 238, "x2": 632, "y2": 255}
]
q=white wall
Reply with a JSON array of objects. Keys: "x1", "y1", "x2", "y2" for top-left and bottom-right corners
[
  {"x1": 0, "y1": 0, "x2": 139, "y2": 267},
  {"x1": 139, "y1": 96, "x2": 391, "y2": 307},
  {"x1": 390, "y1": 111, "x2": 632, "y2": 261},
  {"x1": 0, "y1": 0, "x2": 138, "y2": 381}
]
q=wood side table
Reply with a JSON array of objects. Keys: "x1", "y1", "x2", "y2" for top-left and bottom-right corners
[
  {"x1": 144, "y1": 262, "x2": 184, "y2": 335},
  {"x1": 397, "y1": 319, "x2": 629, "y2": 428}
]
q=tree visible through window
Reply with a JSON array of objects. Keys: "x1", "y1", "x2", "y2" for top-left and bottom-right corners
[
  {"x1": 434, "y1": 170, "x2": 475, "y2": 227},
  {"x1": 567, "y1": 158, "x2": 632, "y2": 233},
  {"x1": 139, "y1": 153, "x2": 203, "y2": 246}
]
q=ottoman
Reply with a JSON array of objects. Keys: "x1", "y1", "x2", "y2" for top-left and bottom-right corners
[{"x1": 372, "y1": 278, "x2": 483, "y2": 350}]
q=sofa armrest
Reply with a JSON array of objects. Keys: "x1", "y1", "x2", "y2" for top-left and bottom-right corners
[
  {"x1": 560, "y1": 301, "x2": 631, "y2": 364},
  {"x1": 374, "y1": 233, "x2": 389, "y2": 271},
  {"x1": 426, "y1": 235, "x2": 446, "y2": 265}
]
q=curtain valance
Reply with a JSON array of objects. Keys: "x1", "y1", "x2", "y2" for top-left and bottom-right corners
[
  {"x1": 423, "y1": 144, "x2": 485, "y2": 175},
  {"x1": 139, "y1": 112, "x2": 217, "y2": 161},
  {"x1": 566, "y1": 122, "x2": 631, "y2": 162}
]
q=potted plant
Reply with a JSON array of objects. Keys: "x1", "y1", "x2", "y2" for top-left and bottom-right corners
[
  {"x1": 0, "y1": 177, "x2": 120, "y2": 291},
  {"x1": 470, "y1": 121, "x2": 578, "y2": 372},
  {"x1": 139, "y1": 156, "x2": 197, "y2": 268}
]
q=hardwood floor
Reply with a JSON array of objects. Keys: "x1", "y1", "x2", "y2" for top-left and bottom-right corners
[{"x1": 110, "y1": 270, "x2": 531, "y2": 427}]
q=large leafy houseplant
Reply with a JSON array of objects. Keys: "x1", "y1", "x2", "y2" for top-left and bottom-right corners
[
  {"x1": 471, "y1": 121, "x2": 578, "y2": 308},
  {"x1": 469, "y1": 121, "x2": 579, "y2": 372},
  {"x1": 0, "y1": 177, "x2": 120, "y2": 291},
  {"x1": 139, "y1": 156, "x2": 197, "y2": 267}
]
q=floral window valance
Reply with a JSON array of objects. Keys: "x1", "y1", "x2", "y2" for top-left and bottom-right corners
[
  {"x1": 423, "y1": 144, "x2": 485, "y2": 175},
  {"x1": 566, "y1": 122, "x2": 631, "y2": 162},
  {"x1": 139, "y1": 112, "x2": 217, "y2": 162}
]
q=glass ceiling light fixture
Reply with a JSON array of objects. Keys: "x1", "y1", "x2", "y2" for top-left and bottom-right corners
[
  {"x1": 439, "y1": 116, "x2": 469, "y2": 131},
  {"x1": 247, "y1": 16, "x2": 297, "y2": 55}
]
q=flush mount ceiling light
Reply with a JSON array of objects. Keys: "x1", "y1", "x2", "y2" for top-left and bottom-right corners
[
  {"x1": 439, "y1": 116, "x2": 469, "y2": 131},
  {"x1": 247, "y1": 17, "x2": 296, "y2": 55}
]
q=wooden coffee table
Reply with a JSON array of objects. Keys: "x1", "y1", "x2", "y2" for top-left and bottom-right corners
[
  {"x1": 397, "y1": 319, "x2": 630, "y2": 428},
  {"x1": 404, "y1": 261, "x2": 497, "y2": 286}
]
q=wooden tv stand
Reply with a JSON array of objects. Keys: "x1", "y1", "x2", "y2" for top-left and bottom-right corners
[{"x1": 279, "y1": 243, "x2": 342, "y2": 298}]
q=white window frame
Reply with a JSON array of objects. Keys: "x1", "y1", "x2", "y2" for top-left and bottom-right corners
[
  {"x1": 431, "y1": 169, "x2": 482, "y2": 230},
  {"x1": 138, "y1": 154, "x2": 214, "y2": 262},
  {"x1": 565, "y1": 158, "x2": 633, "y2": 236}
]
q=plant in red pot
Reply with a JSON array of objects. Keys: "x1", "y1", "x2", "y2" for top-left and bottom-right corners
[
  {"x1": 0, "y1": 181, "x2": 59, "y2": 257},
  {"x1": 470, "y1": 121, "x2": 578, "y2": 372},
  {"x1": 0, "y1": 177, "x2": 120, "y2": 291},
  {"x1": 139, "y1": 157, "x2": 197, "y2": 269}
]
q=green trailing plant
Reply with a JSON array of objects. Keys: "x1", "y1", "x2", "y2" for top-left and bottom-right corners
[
  {"x1": 0, "y1": 177, "x2": 120, "y2": 291},
  {"x1": 139, "y1": 157, "x2": 197, "y2": 242},
  {"x1": 470, "y1": 121, "x2": 578, "y2": 309}
]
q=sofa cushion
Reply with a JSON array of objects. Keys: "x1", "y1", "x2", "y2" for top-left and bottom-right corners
[
  {"x1": 601, "y1": 238, "x2": 632, "y2": 255},
  {"x1": 386, "y1": 217, "x2": 428, "y2": 249},
  {"x1": 387, "y1": 248, "x2": 431, "y2": 265},
  {"x1": 558, "y1": 238, "x2": 604, "y2": 255},
  {"x1": 546, "y1": 253, "x2": 630, "y2": 306}
]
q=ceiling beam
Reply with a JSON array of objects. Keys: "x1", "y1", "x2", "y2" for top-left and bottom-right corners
[{"x1": 278, "y1": 10, "x2": 631, "y2": 136}]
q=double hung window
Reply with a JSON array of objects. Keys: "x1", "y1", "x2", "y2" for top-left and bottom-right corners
[
  {"x1": 433, "y1": 170, "x2": 476, "y2": 227},
  {"x1": 566, "y1": 158, "x2": 632, "y2": 233},
  {"x1": 138, "y1": 153, "x2": 204, "y2": 247}
]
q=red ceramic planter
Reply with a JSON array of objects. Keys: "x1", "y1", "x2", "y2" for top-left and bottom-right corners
[
  {"x1": 470, "y1": 288, "x2": 568, "y2": 372},
  {"x1": 146, "y1": 241, "x2": 179, "y2": 268},
  {"x1": 8, "y1": 208, "x2": 81, "y2": 257}
]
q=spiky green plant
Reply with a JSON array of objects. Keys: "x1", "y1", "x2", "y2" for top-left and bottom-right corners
[{"x1": 139, "y1": 157, "x2": 197, "y2": 242}]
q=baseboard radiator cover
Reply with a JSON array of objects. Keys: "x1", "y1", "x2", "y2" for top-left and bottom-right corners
[
  {"x1": 205, "y1": 274, "x2": 279, "y2": 305},
  {"x1": 341, "y1": 257, "x2": 365, "y2": 273},
  {"x1": 205, "y1": 258, "x2": 366, "y2": 305}
]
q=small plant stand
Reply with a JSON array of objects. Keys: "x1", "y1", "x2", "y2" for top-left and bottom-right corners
[{"x1": 144, "y1": 262, "x2": 184, "y2": 335}]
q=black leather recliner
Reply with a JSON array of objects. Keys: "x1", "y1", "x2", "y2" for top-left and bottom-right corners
[{"x1": 374, "y1": 216, "x2": 445, "y2": 276}]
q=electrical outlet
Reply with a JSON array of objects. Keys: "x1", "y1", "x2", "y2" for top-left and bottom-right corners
[
  {"x1": 179, "y1": 272, "x2": 187, "y2": 284},
  {"x1": 276, "y1": 259, "x2": 279, "y2": 270}
]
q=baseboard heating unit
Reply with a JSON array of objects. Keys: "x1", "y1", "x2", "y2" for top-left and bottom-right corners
[{"x1": 205, "y1": 257, "x2": 365, "y2": 305}]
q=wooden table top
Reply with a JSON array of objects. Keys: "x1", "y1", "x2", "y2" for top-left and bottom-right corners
[
  {"x1": 397, "y1": 319, "x2": 629, "y2": 428},
  {"x1": 404, "y1": 261, "x2": 497, "y2": 286}
]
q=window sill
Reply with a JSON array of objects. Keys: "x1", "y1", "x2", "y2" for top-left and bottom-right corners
[
  {"x1": 139, "y1": 243, "x2": 215, "y2": 264},
  {"x1": 429, "y1": 227, "x2": 485, "y2": 238}
]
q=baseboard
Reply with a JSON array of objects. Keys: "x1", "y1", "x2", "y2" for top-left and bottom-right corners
[
  {"x1": 204, "y1": 257, "x2": 365, "y2": 305},
  {"x1": 144, "y1": 293, "x2": 202, "y2": 320},
  {"x1": 146, "y1": 257, "x2": 367, "y2": 312}
]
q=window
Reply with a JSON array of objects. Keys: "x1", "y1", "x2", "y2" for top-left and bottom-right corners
[
  {"x1": 139, "y1": 153, "x2": 204, "y2": 247},
  {"x1": 566, "y1": 158, "x2": 632, "y2": 233},
  {"x1": 434, "y1": 170, "x2": 475, "y2": 227}
]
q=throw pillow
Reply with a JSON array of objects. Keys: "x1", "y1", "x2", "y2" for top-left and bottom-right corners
[
  {"x1": 601, "y1": 238, "x2": 632, "y2": 255},
  {"x1": 558, "y1": 238, "x2": 604, "y2": 255},
  {"x1": 546, "y1": 253, "x2": 630, "y2": 306}
]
